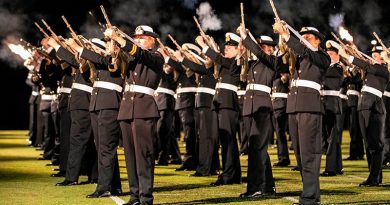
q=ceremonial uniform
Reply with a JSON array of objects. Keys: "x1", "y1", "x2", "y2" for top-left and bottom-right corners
[
  {"x1": 349, "y1": 55, "x2": 389, "y2": 186},
  {"x1": 26, "y1": 70, "x2": 40, "y2": 146},
  {"x1": 55, "y1": 46, "x2": 98, "y2": 185},
  {"x1": 181, "y1": 56, "x2": 220, "y2": 176},
  {"x1": 240, "y1": 35, "x2": 276, "y2": 196},
  {"x1": 202, "y1": 33, "x2": 241, "y2": 185},
  {"x1": 117, "y1": 25, "x2": 164, "y2": 205},
  {"x1": 285, "y1": 28, "x2": 330, "y2": 204},
  {"x1": 321, "y1": 60, "x2": 344, "y2": 176},
  {"x1": 80, "y1": 47, "x2": 123, "y2": 197}
]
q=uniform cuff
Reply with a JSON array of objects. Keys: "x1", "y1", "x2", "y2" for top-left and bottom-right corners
[
  {"x1": 164, "y1": 56, "x2": 170, "y2": 64},
  {"x1": 54, "y1": 45, "x2": 61, "y2": 52},
  {"x1": 348, "y1": 56, "x2": 354, "y2": 64},
  {"x1": 202, "y1": 46, "x2": 209, "y2": 54}
]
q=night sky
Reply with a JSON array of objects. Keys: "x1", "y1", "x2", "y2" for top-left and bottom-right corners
[{"x1": 0, "y1": 0, "x2": 388, "y2": 129}]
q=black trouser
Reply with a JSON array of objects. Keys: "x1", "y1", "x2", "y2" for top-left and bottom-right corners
[
  {"x1": 35, "y1": 103, "x2": 44, "y2": 146},
  {"x1": 120, "y1": 118, "x2": 157, "y2": 205},
  {"x1": 238, "y1": 106, "x2": 249, "y2": 155},
  {"x1": 382, "y1": 99, "x2": 390, "y2": 164},
  {"x1": 51, "y1": 110, "x2": 61, "y2": 164},
  {"x1": 196, "y1": 107, "x2": 220, "y2": 175},
  {"x1": 323, "y1": 111, "x2": 343, "y2": 173},
  {"x1": 216, "y1": 109, "x2": 241, "y2": 184},
  {"x1": 289, "y1": 113, "x2": 322, "y2": 205},
  {"x1": 91, "y1": 110, "x2": 121, "y2": 192},
  {"x1": 245, "y1": 109, "x2": 275, "y2": 193},
  {"x1": 156, "y1": 109, "x2": 174, "y2": 164},
  {"x1": 274, "y1": 108, "x2": 290, "y2": 163},
  {"x1": 359, "y1": 109, "x2": 384, "y2": 184},
  {"x1": 59, "y1": 107, "x2": 71, "y2": 173},
  {"x1": 66, "y1": 109, "x2": 97, "y2": 182},
  {"x1": 348, "y1": 106, "x2": 364, "y2": 158},
  {"x1": 178, "y1": 107, "x2": 197, "y2": 169},
  {"x1": 42, "y1": 111, "x2": 55, "y2": 159},
  {"x1": 28, "y1": 103, "x2": 37, "y2": 144}
]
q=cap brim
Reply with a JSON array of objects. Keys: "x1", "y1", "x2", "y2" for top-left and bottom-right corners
[{"x1": 131, "y1": 31, "x2": 159, "y2": 38}]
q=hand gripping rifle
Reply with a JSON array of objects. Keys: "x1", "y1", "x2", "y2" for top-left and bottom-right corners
[{"x1": 193, "y1": 16, "x2": 221, "y2": 79}]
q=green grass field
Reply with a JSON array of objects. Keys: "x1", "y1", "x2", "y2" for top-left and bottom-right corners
[{"x1": 0, "y1": 130, "x2": 389, "y2": 205}]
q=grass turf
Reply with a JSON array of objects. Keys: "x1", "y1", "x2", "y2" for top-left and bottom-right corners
[{"x1": 0, "y1": 130, "x2": 389, "y2": 205}]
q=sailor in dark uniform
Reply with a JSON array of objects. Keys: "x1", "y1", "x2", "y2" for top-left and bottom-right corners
[
  {"x1": 339, "y1": 45, "x2": 389, "y2": 186},
  {"x1": 106, "y1": 25, "x2": 165, "y2": 205},
  {"x1": 274, "y1": 22, "x2": 330, "y2": 205},
  {"x1": 25, "y1": 58, "x2": 40, "y2": 146},
  {"x1": 195, "y1": 32, "x2": 242, "y2": 186},
  {"x1": 51, "y1": 38, "x2": 99, "y2": 186},
  {"x1": 67, "y1": 36, "x2": 123, "y2": 197},
  {"x1": 381, "y1": 49, "x2": 390, "y2": 167},
  {"x1": 320, "y1": 40, "x2": 345, "y2": 177},
  {"x1": 237, "y1": 28, "x2": 277, "y2": 197}
]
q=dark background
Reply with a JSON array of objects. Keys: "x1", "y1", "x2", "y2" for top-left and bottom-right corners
[{"x1": 0, "y1": 0, "x2": 389, "y2": 129}]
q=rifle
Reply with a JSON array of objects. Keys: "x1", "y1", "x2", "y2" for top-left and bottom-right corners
[
  {"x1": 61, "y1": 15, "x2": 99, "y2": 80},
  {"x1": 237, "y1": 3, "x2": 250, "y2": 82},
  {"x1": 193, "y1": 16, "x2": 221, "y2": 79},
  {"x1": 34, "y1": 22, "x2": 51, "y2": 38},
  {"x1": 268, "y1": 0, "x2": 296, "y2": 75},
  {"x1": 168, "y1": 34, "x2": 201, "y2": 80},
  {"x1": 156, "y1": 38, "x2": 180, "y2": 81},
  {"x1": 373, "y1": 32, "x2": 389, "y2": 54},
  {"x1": 20, "y1": 38, "x2": 52, "y2": 60},
  {"x1": 41, "y1": 19, "x2": 76, "y2": 55}
]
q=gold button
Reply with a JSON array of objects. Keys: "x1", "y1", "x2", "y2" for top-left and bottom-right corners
[
  {"x1": 134, "y1": 72, "x2": 137, "y2": 76},
  {"x1": 123, "y1": 98, "x2": 126, "y2": 100},
  {"x1": 294, "y1": 92, "x2": 297, "y2": 94},
  {"x1": 131, "y1": 97, "x2": 134, "y2": 100},
  {"x1": 250, "y1": 96, "x2": 253, "y2": 98}
]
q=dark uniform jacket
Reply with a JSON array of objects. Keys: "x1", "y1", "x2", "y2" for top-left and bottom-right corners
[
  {"x1": 322, "y1": 62, "x2": 344, "y2": 114},
  {"x1": 57, "y1": 66, "x2": 73, "y2": 110},
  {"x1": 117, "y1": 41, "x2": 164, "y2": 120},
  {"x1": 204, "y1": 48, "x2": 240, "y2": 111},
  {"x1": 80, "y1": 49, "x2": 124, "y2": 112},
  {"x1": 242, "y1": 36, "x2": 277, "y2": 116},
  {"x1": 167, "y1": 59, "x2": 196, "y2": 111},
  {"x1": 272, "y1": 78, "x2": 289, "y2": 110},
  {"x1": 345, "y1": 71, "x2": 362, "y2": 107},
  {"x1": 351, "y1": 58, "x2": 389, "y2": 113},
  {"x1": 26, "y1": 71, "x2": 39, "y2": 104},
  {"x1": 182, "y1": 58, "x2": 216, "y2": 109},
  {"x1": 56, "y1": 47, "x2": 92, "y2": 111},
  {"x1": 285, "y1": 37, "x2": 331, "y2": 113},
  {"x1": 154, "y1": 73, "x2": 176, "y2": 111}
]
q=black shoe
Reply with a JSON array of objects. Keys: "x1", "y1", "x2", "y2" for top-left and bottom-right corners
[
  {"x1": 336, "y1": 170, "x2": 344, "y2": 175},
  {"x1": 273, "y1": 161, "x2": 290, "y2": 167},
  {"x1": 169, "y1": 159, "x2": 182, "y2": 165},
  {"x1": 210, "y1": 179, "x2": 225, "y2": 186},
  {"x1": 157, "y1": 161, "x2": 168, "y2": 166},
  {"x1": 189, "y1": 172, "x2": 208, "y2": 177},
  {"x1": 123, "y1": 199, "x2": 141, "y2": 205},
  {"x1": 263, "y1": 187, "x2": 276, "y2": 196},
  {"x1": 79, "y1": 179, "x2": 98, "y2": 185},
  {"x1": 111, "y1": 189, "x2": 123, "y2": 196},
  {"x1": 320, "y1": 171, "x2": 337, "y2": 177},
  {"x1": 239, "y1": 191, "x2": 264, "y2": 198},
  {"x1": 51, "y1": 172, "x2": 65, "y2": 177},
  {"x1": 291, "y1": 166, "x2": 300, "y2": 171},
  {"x1": 359, "y1": 180, "x2": 380, "y2": 187},
  {"x1": 52, "y1": 168, "x2": 60, "y2": 171},
  {"x1": 344, "y1": 156, "x2": 358, "y2": 160},
  {"x1": 86, "y1": 190, "x2": 111, "y2": 198},
  {"x1": 56, "y1": 180, "x2": 78, "y2": 186},
  {"x1": 175, "y1": 166, "x2": 187, "y2": 171},
  {"x1": 37, "y1": 157, "x2": 49, "y2": 160}
]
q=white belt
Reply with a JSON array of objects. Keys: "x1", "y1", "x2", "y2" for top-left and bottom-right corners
[
  {"x1": 237, "y1": 90, "x2": 246, "y2": 96},
  {"x1": 246, "y1": 83, "x2": 272, "y2": 94},
  {"x1": 31, "y1": 91, "x2": 39, "y2": 96},
  {"x1": 155, "y1": 87, "x2": 175, "y2": 96},
  {"x1": 384, "y1": 91, "x2": 390, "y2": 98},
  {"x1": 321, "y1": 90, "x2": 340, "y2": 97},
  {"x1": 272, "y1": 92, "x2": 288, "y2": 98},
  {"x1": 58, "y1": 87, "x2": 72, "y2": 94},
  {"x1": 216, "y1": 83, "x2": 238, "y2": 92},
  {"x1": 361, "y1": 85, "x2": 383, "y2": 98},
  {"x1": 291, "y1": 79, "x2": 321, "y2": 92},
  {"x1": 125, "y1": 84, "x2": 155, "y2": 96},
  {"x1": 176, "y1": 87, "x2": 197, "y2": 94},
  {"x1": 340, "y1": 94, "x2": 348, "y2": 100},
  {"x1": 41, "y1": 94, "x2": 55, "y2": 101},
  {"x1": 93, "y1": 81, "x2": 123, "y2": 92},
  {"x1": 346, "y1": 90, "x2": 360, "y2": 96},
  {"x1": 72, "y1": 83, "x2": 93, "y2": 93},
  {"x1": 197, "y1": 87, "x2": 216, "y2": 95}
]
